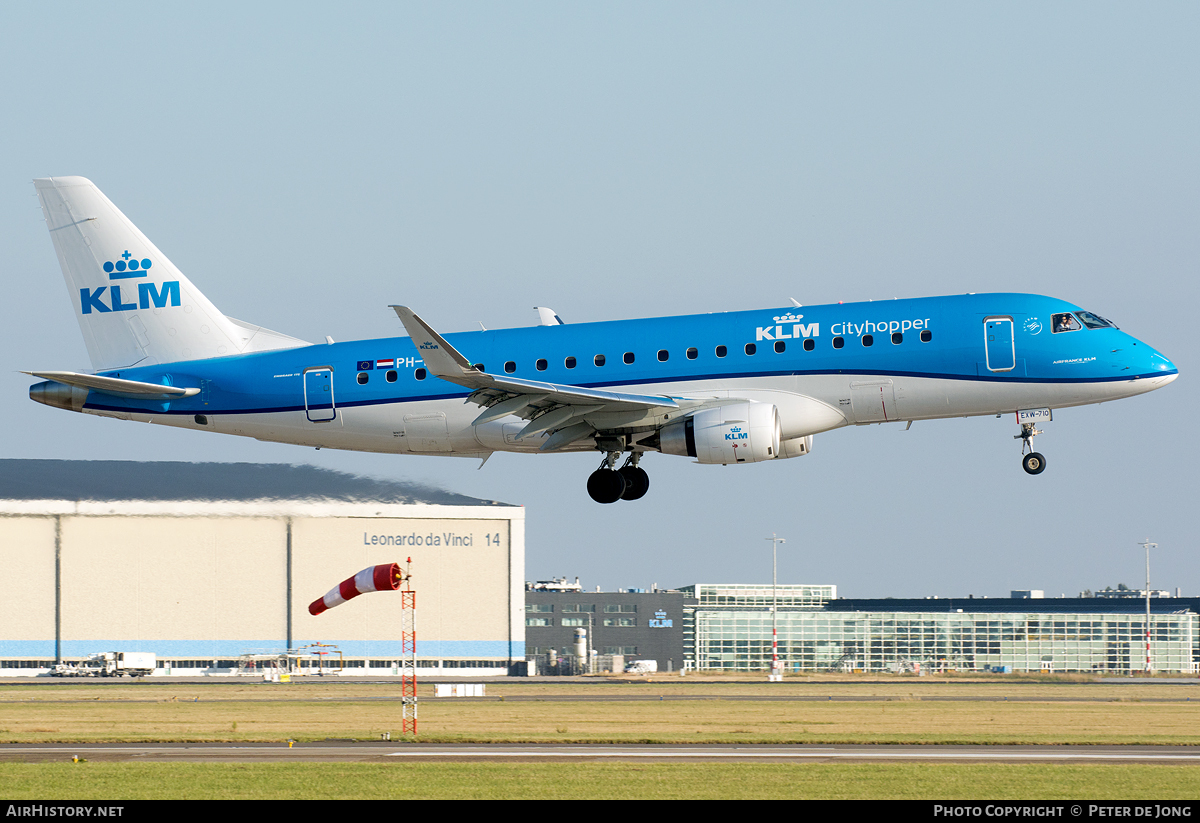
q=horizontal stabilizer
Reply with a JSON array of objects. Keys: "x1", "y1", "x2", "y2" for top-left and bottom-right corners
[{"x1": 24, "y1": 370, "x2": 199, "y2": 399}]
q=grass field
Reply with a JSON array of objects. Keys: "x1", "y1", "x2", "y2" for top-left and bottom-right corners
[
  {"x1": 1, "y1": 676, "x2": 1196, "y2": 745},
  {"x1": 1, "y1": 674, "x2": 1197, "y2": 798},
  {"x1": 3, "y1": 762, "x2": 1199, "y2": 800}
]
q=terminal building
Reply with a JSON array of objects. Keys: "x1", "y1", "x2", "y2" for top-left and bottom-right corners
[
  {"x1": 528, "y1": 582, "x2": 1200, "y2": 675},
  {"x1": 525, "y1": 580, "x2": 694, "y2": 673},
  {"x1": 0, "y1": 460, "x2": 524, "y2": 677},
  {"x1": 817, "y1": 595, "x2": 1199, "y2": 674}
]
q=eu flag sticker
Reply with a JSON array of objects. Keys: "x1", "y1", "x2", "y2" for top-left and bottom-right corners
[{"x1": 357, "y1": 360, "x2": 373, "y2": 371}]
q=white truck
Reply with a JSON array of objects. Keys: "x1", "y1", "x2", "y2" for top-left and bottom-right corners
[{"x1": 52, "y1": 651, "x2": 157, "y2": 677}]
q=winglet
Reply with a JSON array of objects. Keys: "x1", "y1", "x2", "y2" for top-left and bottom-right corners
[{"x1": 389, "y1": 306, "x2": 479, "y2": 383}]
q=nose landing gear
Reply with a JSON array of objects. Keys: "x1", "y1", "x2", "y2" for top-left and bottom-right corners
[
  {"x1": 587, "y1": 452, "x2": 650, "y2": 503},
  {"x1": 1016, "y1": 422, "x2": 1047, "y2": 475}
]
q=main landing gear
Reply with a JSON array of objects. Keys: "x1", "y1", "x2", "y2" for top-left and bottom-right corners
[
  {"x1": 1016, "y1": 422, "x2": 1046, "y2": 476},
  {"x1": 587, "y1": 452, "x2": 650, "y2": 504}
]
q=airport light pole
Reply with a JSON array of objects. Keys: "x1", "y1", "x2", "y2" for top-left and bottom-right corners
[
  {"x1": 766, "y1": 534, "x2": 785, "y2": 681},
  {"x1": 1138, "y1": 539, "x2": 1156, "y2": 674}
]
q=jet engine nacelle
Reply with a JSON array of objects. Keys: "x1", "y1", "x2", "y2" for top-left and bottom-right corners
[
  {"x1": 778, "y1": 434, "x2": 813, "y2": 459},
  {"x1": 660, "y1": 403, "x2": 781, "y2": 464}
]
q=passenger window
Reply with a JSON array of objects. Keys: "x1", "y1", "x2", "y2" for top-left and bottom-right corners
[
  {"x1": 686, "y1": 347, "x2": 698, "y2": 360},
  {"x1": 415, "y1": 368, "x2": 427, "y2": 380},
  {"x1": 715, "y1": 346, "x2": 727, "y2": 358},
  {"x1": 386, "y1": 370, "x2": 397, "y2": 383},
  {"x1": 472, "y1": 363, "x2": 485, "y2": 372},
  {"x1": 833, "y1": 337, "x2": 844, "y2": 349},
  {"x1": 657, "y1": 350, "x2": 669, "y2": 362},
  {"x1": 623, "y1": 352, "x2": 635, "y2": 365},
  {"x1": 565, "y1": 356, "x2": 577, "y2": 369},
  {"x1": 536, "y1": 359, "x2": 548, "y2": 371},
  {"x1": 803, "y1": 338, "x2": 815, "y2": 352},
  {"x1": 504, "y1": 361, "x2": 516, "y2": 373},
  {"x1": 594, "y1": 354, "x2": 606, "y2": 366},
  {"x1": 357, "y1": 372, "x2": 369, "y2": 385},
  {"x1": 745, "y1": 343, "x2": 756, "y2": 355},
  {"x1": 920, "y1": 330, "x2": 932, "y2": 343},
  {"x1": 1052, "y1": 313, "x2": 1082, "y2": 333},
  {"x1": 774, "y1": 340, "x2": 785, "y2": 353},
  {"x1": 862, "y1": 334, "x2": 874, "y2": 347},
  {"x1": 891, "y1": 332, "x2": 903, "y2": 344}
]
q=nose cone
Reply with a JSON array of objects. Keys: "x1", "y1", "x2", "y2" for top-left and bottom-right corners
[
  {"x1": 1148, "y1": 351, "x2": 1177, "y2": 375},
  {"x1": 1139, "y1": 347, "x2": 1178, "y2": 389}
]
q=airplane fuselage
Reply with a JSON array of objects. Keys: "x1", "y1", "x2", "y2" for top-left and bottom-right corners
[
  {"x1": 28, "y1": 176, "x2": 1178, "y2": 502},
  {"x1": 61, "y1": 292, "x2": 1176, "y2": 458}
]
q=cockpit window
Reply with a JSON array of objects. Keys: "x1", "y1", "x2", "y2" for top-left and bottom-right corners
[
  {"x1": 1075, "y1": 310, "x2": 1116, "y2": 330},
  {"x1": 1051, "y1": 313, "x2": 1081, "y2": 333}
]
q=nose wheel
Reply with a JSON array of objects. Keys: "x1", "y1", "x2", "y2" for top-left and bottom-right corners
[
  {"x1": 587, "y1": 452, "x2": 650, "y2": 503},
  {"x1": 1016, "y1": 422, "x2": 1047, "y2": 475},
  {"x1": 1022, "y1": 452, "x2": 1047, "y2": 475}
]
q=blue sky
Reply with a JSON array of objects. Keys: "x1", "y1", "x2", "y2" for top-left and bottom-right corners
[{"x1": 2, "y1": 3, "x2": 1196, "y2": 597}]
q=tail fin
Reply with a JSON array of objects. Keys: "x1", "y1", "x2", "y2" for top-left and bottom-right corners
[{"x1": 34, "y1": 176, "x2": 307, "y2": 371}]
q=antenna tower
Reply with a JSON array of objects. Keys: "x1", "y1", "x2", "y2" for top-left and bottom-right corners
[{"x1": 399, "y1": 557, "x2": 417, "y2": 734}]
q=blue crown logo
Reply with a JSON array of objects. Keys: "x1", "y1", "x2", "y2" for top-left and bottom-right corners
[{"x1": 103, "y1": 250, "x2": 152, "y2": 280}]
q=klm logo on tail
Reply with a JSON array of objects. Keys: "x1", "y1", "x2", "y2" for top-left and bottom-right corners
[
  {"x1": 103, "y1": 250, "x2": 151, "y2": 279},
  {"x1": 81, "y1": 250, "x2": 180, "y2": 315}
]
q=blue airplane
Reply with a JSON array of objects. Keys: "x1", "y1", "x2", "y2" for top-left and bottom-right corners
[{"x1": 28, "y1": 177, "x2": 1179, "y2": 503}]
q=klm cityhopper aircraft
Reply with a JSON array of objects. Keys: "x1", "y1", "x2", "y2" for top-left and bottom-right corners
[{"x1": 29, "y1": 177, "x2": 1179, "y2": 503}]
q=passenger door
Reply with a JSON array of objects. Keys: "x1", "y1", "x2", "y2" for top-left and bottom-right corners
[{"x1": 984, "y1": 317, "x2": 1015, "y2": 372}]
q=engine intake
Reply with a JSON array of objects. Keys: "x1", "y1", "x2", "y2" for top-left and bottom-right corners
[{"x1": 660, "y1": 403, "x2": 781, "y2": 464}]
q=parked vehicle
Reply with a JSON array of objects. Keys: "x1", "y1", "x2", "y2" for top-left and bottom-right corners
[{"x1": 51, "y1": 652, "x2": 156, "y2": 677}]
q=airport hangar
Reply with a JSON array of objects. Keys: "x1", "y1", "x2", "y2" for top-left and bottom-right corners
[{"x1": 0, "y1": 460, "x2": 524, "y2": 676}]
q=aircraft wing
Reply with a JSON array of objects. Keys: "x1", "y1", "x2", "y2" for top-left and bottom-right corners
[
  {"x1": 390, "y1": 306, "x2": 679, "y2": 450},
  {"x1": 24, "y1": 370, "x2": 200, "y2": 399}
]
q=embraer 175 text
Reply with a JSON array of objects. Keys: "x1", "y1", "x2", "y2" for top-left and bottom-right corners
[{"x1": 28, "y1": 177, "x2": 1178, "y2": 503}]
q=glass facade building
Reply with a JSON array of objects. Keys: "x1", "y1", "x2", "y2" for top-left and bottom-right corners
[{"x1": 681, "y1": 585, "x2": 1200, "y2": 674}]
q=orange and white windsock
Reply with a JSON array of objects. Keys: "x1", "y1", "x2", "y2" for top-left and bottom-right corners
[{"x1": 309, "y1": 563, "x2": 402, "y2": 616}]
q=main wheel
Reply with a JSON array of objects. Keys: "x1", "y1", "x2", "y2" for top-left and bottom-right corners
[
  {"x1": 587, "y1": 468, "x2": 627, "y2": 504},
  {"x1": 1022, "y1": 452, "x2": 1046, "y2": 475},
  {"x1": 618, "y1": 466, "x2": 650, "y2": 501}
]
